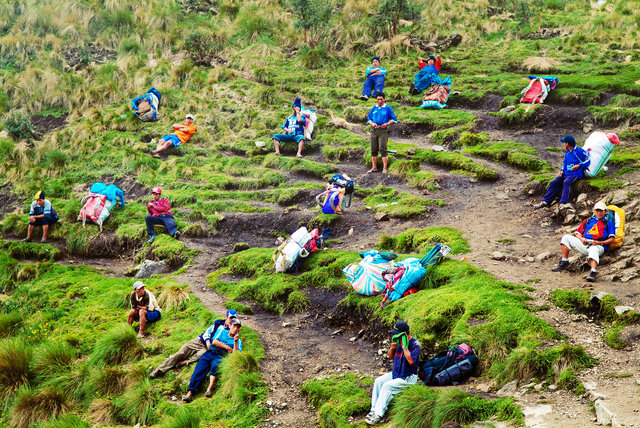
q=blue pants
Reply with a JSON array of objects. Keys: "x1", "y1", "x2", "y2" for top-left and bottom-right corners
[
  {"x1": 542, "y1": 175, "x2": 580, "y2": 205},
  {"x1": 146, "y1": 215, "x2": 178, "y2": 236},
  {"x1": 362, "y1": 75, "x2": 384, "y2": 97},
  {"x1": 188, "y1": 350, "x2": 223, "y2": 392},
  {"x1": 414, "y1": 72, "x2": 440, "y2": 93},
  {"x1": 272, "y1": 133, "x2": 305, "y2": 143}
]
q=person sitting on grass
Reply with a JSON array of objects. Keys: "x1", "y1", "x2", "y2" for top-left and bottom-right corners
[
  {"x1": 146, "y1": 187, "x2": 180, "y2": 243},
  {"x1": 22, "y1": 191, "x2": 59, "y2": 243},
  {"x1": 365, "y1": 321, "x2": 421, "y2": 425},
  {"x1": 409, "y1": 55, "x2": 442, "y2": 95},
  {"x1": 151, "y1": 114, "x2": 196, "y2": 157},
  {"x1": 551, "y1": 201, "x2": 615, "y2": 283},
  {"x1": 149, "y1": 309, "x2": 239, "y2": 379},
  {"x1": 127, "y1": 281, "x2": 162, "y2": 338},
  {"x1": 360, "y1": 56, "x2": 386, "y2": 101},
  {"x1": 272, "y1": 98, "x2": 306, "y2": 158},
  {"x1": 182, "y1": 317, "x2": 243, "y2": 402}
]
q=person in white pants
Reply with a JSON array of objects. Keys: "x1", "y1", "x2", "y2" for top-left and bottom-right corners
[{"x1": 366, "y1": 321, "x2": 421, "y2": 425}]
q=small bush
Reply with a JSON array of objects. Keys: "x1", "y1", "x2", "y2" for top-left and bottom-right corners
[
  {"x1": 90, "y1": 366, "x2": 129, "y2": 396},
  {"x1": 161, "y1": 407, "x2": 201, "y2": 428},
  {"x1": 44, "y1": 150, "x2": 67, "y2": 169},
  {"x1": 218, "y1": 352, "x2": 263, "y2": 405},
  {"x1": 113, "y1": 380, "x2": 159, "y2": 426},
  {"x1": 0, "y1": 312, "x2": 22, "y2": 338},
  {"x1": 17, "y1": 265, "x2": 38, "y2": 281},
  {"x1": 88, "y1": 399, "x2": 115, "y2": 426},
  {"x1": 38, "y1": 413, "x2": 90, "y2": 428},
  {"x1": 4, "y1": 112, "x2": 34, "y2": 140},
  {"x1": 90, "y1": 324, "x2": 144, "y2": 367},
  {"x1": 10, "y1": 386, "x2": 70, "y2": 428},
  {"x1": 32, "y1": 341, "x2": 77, "y2": 381},
  {"x1": 157, "y1": 284, "x2": 191, "y2": 311},
  {"x1": 0, "y1": 339, "x2": 32, "y2": 398}
]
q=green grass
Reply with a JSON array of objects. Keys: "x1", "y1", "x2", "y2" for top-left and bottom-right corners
[
  {"x1": 463, "y1": 141, "x2": 550, "y2": 172},
  {"x1": 414, "y1": 150, "x2": 499, "y2": 181},
  {"x1": 377, "y1": 227, "x2": 470, "y2": 255},
  {"x1": 362, "y1": 186, "x2": 444, "y2": 219}
]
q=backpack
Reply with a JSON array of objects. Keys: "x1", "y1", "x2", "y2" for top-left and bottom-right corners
[
  {"x1": 147, "y1": 87, "x2": 162, "y2": 103},
  {"x1": 606, "y1": 205, "x2": 625, "y2": 249},
  {"x1": 419, "y1": 343, "x2": 478, "y2": 386}
]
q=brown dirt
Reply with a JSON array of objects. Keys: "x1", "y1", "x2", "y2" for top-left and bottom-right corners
[{"x1": 31, "y1": 114, "x2": 68, "y2": 136}]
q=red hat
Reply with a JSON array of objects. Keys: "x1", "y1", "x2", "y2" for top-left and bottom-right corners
[{"x1": 152, "y1": 187, "x2": 162, "y2": 194}]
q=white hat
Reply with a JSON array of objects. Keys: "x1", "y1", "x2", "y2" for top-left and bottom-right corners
[
  {"x1": 594, "y1": 202, "x2": 607, "y2": 211},
  {"x1": 185, "y1": 114, "x2": 195, "y2": 120},
  {"x1": 133, "y1": 281, "x2": 145, "y2": 290}
]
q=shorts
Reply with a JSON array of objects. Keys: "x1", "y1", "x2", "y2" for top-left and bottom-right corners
[
  {"x1": 134, "y1": 309, "x2": 162, "y2": 323},
  {"x1": 272, "y1": 133, "x2": 305, "y2": 143},
  {"x1": 30, "y1": 216, "x2": 58, "y2": 226},
  {"x1": 560, "y1": 234, "x2": 605, "y2": 265},
  {"x1": 370, "y1": 128, "x2": 388, "y2": 157},
  {"x1": 162, "y1": 134, "x2": 182, "y2": 147}
]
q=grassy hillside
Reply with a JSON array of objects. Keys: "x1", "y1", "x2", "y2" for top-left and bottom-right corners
[{"x1": 1, "y1": 0, "x2": 640, "y2": 426}]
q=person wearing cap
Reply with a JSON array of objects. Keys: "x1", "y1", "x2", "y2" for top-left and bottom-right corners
[
  {"x1": 151, "y1": 114, "x2": 197, "y2": 157},
  {"x1": 145, "y1": 187, "x2": 179, "y2": 243},
  {"x1": 409, "y1": 55, "x2": 442, "y2": 95},
  {"x1": 366, "y1": 92, "x2": 397, "y2": 174},
  {"x1": 272, "y1": 98, "x2": 306, "y2": 158},
  {"x1": 365, "y1": 321, "x2": 421, "y2": 425},
  {"x1": 22, "y1": 191, "x2": 59, "y2": 243},
  {"x1": 182, "y1": 317, "x2": 243, "y2": 402},
  {"x1": 360, "y1": 56, "x2": 386, "y2": 101},
  {"x1": 551, "y1": 201, "x2": 615, "y2": 282},
  {"x1": 149, "y1": 309, "x2": 239, "y2": 379},
  {"x1": 534, "y1": 135, "x2": 590, "y2": 209},
  {"x1": 127, "y1": 281, "x2": 162, "y2": 338}
]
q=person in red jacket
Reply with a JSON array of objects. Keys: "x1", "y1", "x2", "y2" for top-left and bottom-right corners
[{"x1": 146, "y1": 187, "x2": 179, "y2": 243}]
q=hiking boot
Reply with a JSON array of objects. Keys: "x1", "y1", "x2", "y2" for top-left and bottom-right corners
[
  {"x1": 359, "y1": 95, "x2": 369, "y2": 101},
  {"x1": 365, "y1": 414, "x2": 382, "y2": 425},
  {"x1": 172, "y1": 231, "x2": 181, "y2": 239},
  {"x1": 21, "y1": 238, "x2": 32, "y2": 242},
  {"x1": 204, "y1": 389, "x2": 213, "y2": 397},
  {"x1": 408, "y1": 84, "x2": 418, "y2": 95},
  {"x1": 551, "y1": 260, "x2": 570, "y2": 272},
  {"x1": 40, "y1": 239, "x2": 48, "y2": 243},
  {"x1": 137, "y1": 332, "x2": 144, "y2": 338},
  {"x1": 182, "y1": 393, "x2": 193, "y2": 403},
  {"x1": 586, "y1": 270, "x2": 598, "y2": 282},
  {"x1": 149, "y1": 369, "x2": 160, "y2": 379},
  {"x1": 533, "y1": 201, "x2": 548, "y2": 210},
  {"x1": 147, "y1": 234, "x2": 156, "y2": 244}
]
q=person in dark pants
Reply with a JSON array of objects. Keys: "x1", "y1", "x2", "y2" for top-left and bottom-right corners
[
  {"x1": 182, "y1": 318, "x2": 243, "y2": 402},
  {"x1": 22, "y1": 191, "x2": 59, "y2": 243},
  {"x1": 366, "y1": 92, "x2": 397, "y2": 174},
  {"x1": 534, "y1": 135, "x2": 590, "y2": 209},
  {"x1": 145, "y1": 187, "x2": 179, "y2": 243}
]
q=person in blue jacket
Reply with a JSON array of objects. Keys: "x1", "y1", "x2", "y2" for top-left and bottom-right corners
[
  {"x1": 272, "y1": 98, "x2": 306, "y2": 158},
  {"x1": 535, "y1": 135, "x2": 590, "y2": 209},
  {"x1": 131, "y1": 88, "x2": 161, "y2": 122},
  {"x1": 22, "y1": 191, "x2": 59, "y2": 243},
  {"x1": 360, "y1": 56, "x2": 386, "y2": 101},
  {"x1": 366, "y1": 92, "x2": 397, "y2": 174}
]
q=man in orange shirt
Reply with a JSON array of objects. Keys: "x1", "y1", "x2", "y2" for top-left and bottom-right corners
[{"x1": 152, "y1": 114, "x2": 197, "y2": 157}]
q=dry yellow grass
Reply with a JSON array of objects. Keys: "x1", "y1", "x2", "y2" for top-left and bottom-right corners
[{"x1": 522, "y1": 56, "x2": 561, "y2": 72}]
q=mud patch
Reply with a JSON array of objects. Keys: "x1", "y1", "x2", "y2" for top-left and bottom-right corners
[
  {"x1": 62, "y1": 44, "x2": 116, "y2": 70},
  {"x1": 0, "y1": 183, "x2": 21, "y2": 218},
  {"x1": 31, "y1": 114, "x2": 68, "y2": 136},
  {"x1": 218, "y1": 211, "x2": 315, "y2": 243}
]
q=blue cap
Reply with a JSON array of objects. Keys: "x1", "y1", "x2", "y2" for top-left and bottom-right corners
[
  {"x1": 390, "y1": 321, "x2": 410, "y2": 335},
  {"x1": 428, "y1": 55, "x2": 436, "y2": 62},
  {"x1": 292, "y1": 98, "x2": 302, "y2": 109},
  {"x1": 372, "y1": 56, "x2": 380, "y2": 63},
  {"x1": 560, "y1": 135, "x2": 576, "y2": 146},
  {"x1": 226, "y1": 309, "x2": 238, "y2": 318}
]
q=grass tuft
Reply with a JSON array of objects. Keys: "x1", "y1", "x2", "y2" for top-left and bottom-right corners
[
  {"x1": 90, "y1": 324, "x2": 145, "y2": 367},
  {"x1": 31, "y1": 341, "x2": 77, "y2": 381},
  {"x1": 0, "y1": 339, "x2": 32, "y2": 399},
  {"x1": 0, "y1": 312, "x2": 23, "y2": 338},
  {"x1": 156, "y1": 283, "x2": 191, "y2": 311},
  {"x1": 9, "y1": 386, "x2": 70, "y2": 428}
]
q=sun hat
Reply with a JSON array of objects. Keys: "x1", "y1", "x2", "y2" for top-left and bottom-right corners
[
  {"x1": 185, "y1": 114, "x2": 195, "y2": 120},
  {"x1": 594, "y1": 202, "x2": 607, "y2": 211}
]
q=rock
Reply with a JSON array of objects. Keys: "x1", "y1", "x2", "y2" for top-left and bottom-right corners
[
  {"x1": 281, "y1": 322, "x2": 292, "y2": 328},
  {"x1": 331, "y1": 329, "x2": 343, "y2": 335},
  {"x1": 589, "y1": 390, "x2": 608, "y2": 401},
  {"x1": 534, "y1": 382, "x2": 544, "y2": 391},
  {"x1": 548, "y1": 384, "x2": 557, "y2": 391},
  {"x1": 535, "y1": 252, "x2": 551, "y2": 262},
  {"x1": 406, "y1": 147, "x2": 416, "y2": 155},
  {"x1": 496, "y1": 380, "x2": 518, "y2": 397},
  {"x1": 563, "y1": 213, "x2": 578, "y2": 224},
  {"x1": 475, "y1": 382, "x2": 492, "y2": 393},
  {"x1": 496, "y1": 192, "x2": 509, "y2": 200},
  {"x1": 525, "y1": 256, "x2": 535, "y2": 263},
  {"x1": 431, "y1": 144, "x2": 445, "y2": 152},
  {"x1": 620, "y1": 270, "x2": 639, "y2": 283},
  {"x1": 349, "y1": 336, "x2": 357, "y2": 342},
  {"x1": 233, "y1": 242, "x2": 250, "y2": 252},
  {"x1": 522, "y1": 404, "x2": 553, "y2": 425},
  {"x1": 578, "y1": 209, "x2": 591, "y2": 218},
  {"x1": 615, "y1": 305, "x2": 634, "y2": 315},
  {"x1": 576, "y1": 193, "x2": 589, "y2": 206},
  {"x1": 312, "y1": 365, "x2": 323, "y2": 373},
  {"x1": 589, "y1": 291, "x2": 612, "y2": 303},
  {"x1": 609, "y1": 190, "x2": 629, "y2": 206},
  {"x1": 134, "y1": 260, "x2": 169, "y2": 279},
  {"x1": 500, "y1": 105, "x2": 516, "y2": 113},
  {"x1": 491, "y1": 251, "x2": 506, "y2": 261},
  {"x1": 374, "y1": 212, "x2": 389, "y2": 221},
  {"x1": 0, "y1": 130, "x2": 8, "y2": 139},
  {"x1": 275, "y1": 237, "x2": 285, "y2": 245},
  {"x1": 255, "y1": 140, "x2": 266, "y2": 148},
  {"x1": 594, "y1": 399, "x2": 618, "y2": 426}
]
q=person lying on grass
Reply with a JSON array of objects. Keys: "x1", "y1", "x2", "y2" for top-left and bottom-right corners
[
  {"x1": 127, "y1": 281, "x2": 162, "y2": 338},
  {"x1": 146, "y1": 187, "x2": 180, "y2": 243},
  {"x1": 22, "y1": 191, "x2": 59, "y2": 243},
  {"x1": 272, "y1": 98, "x2": 306, "y2": 158},
  {"x1": 149, "y1": 309, "x2": 239, "y2": 379},
  {"x1": 366, "y1": 321, "x2": 421, "y2": 425},
  {"x1": 151, "y1": 114, "x2": 196, "y2": 157},
  {"x1": 182, "y1": 318, "x2": 243, "y2": 402},
  {"x1": 409, "y1": 54, "x2": 441, "y2": 95}
]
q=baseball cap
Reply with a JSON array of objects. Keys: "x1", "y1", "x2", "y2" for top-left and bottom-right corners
[
  {"x1": 390, "y1": 321, "x2": 410, "y2": 335},
  {"x1": 230, "y1": 318, "x2": 242, "y2": 327},
  {"x1": 185, "y1": 114, "x2": 194, "y2": 120},
  {"x1": 226, "y1": 309, "x2": 238, "y2": 319},
  {"x1": 560, "y1": 135, "x2": 576, "y2": 146},
  {"x1": 34, "y1": 191, "x2": 45, "y2": 200},
  {"x1": 594, "y1": 202, "x2": 607, "y2": 211},
  {"x1": 152, "y1": 187, "x2": 161, "y2": 194},
  {"x1": 133, "y1": 281, "x2": 145, "y2": 290}
]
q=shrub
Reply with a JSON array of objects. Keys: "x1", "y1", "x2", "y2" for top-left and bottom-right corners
[
  {"x1": 185, "y1": 30, "x2": 226, "y2": 66},
  {"x1": 32, "y1": 341, "x2": 77, "y2": 381},
  {"x1": 217, "y1": 352, "x2": 263, "y2": 405},
  {"x1": 0, "y1": 339, "x2": 32, "y2": 399},
  {"x1": 298, "y1": 43, "x2": 331, "y2": 70},
  {"x1": 4, "y1": 112, "x2": 34, "y2": 140},
  {"x1": 44, "y1": 150, "x2": 67, "y2": 169},
  {"x1": 161, "y1": 407, "x2": 201, "y2": 428},
  {"x1": 90, "y1": 366, "x2": 129, "y2": 396},
  {"x1": 90, "y1": 324, "x2": 144, "y2": 367},
  {"x1": 9, "y1": 386, "x2": 70, "y2": 428},
  {"x1": 17, "y1": 265, "x2": 38, "y2": 281},
  {"x1": 38, "y1": 413, "x2": 90, "y2": 428},
  {"x1": 0, "y1": 312, "x2": 22, "y2": 338}
]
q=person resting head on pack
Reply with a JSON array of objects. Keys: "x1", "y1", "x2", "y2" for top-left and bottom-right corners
[
  {"x1": 149, "y1": 309, "x2": 238, "y2": 379},
  {"x1": 360, "y1": 56, "x2": 386, "y2": 101},
  {"x1": 365, "y1": 321, "x2": 421, "y2": 425},
  {"x1": 321, "y1": 184, "x2": 346, "y2": 215},
  {"x1": 127, "y1": 281, "x2": 162, "y2": 338},
  {"x1": 151, "y1": 114, "x2": 197, "y2": 157},
  {"x1": 272, "y1": 98, "x2": 306, "y2": 158},
  {"x1": 551, "y1": 201, "x2": 615, "y2": 283},
  {"x1": 409, "y1": 54, "x2": 442, "y2": 95},
  {"x1": 146, "y1": 187, "x2": 180, "y2": 243},
  {"x1": 22, "y1": 191, "x2": 59, "y2": 243},
  {"x1": 182, "y1": 317, "x2": 243, "y2": 402}
]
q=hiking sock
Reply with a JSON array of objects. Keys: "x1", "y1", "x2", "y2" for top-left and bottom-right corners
[
  {"x1": 561, "y1": 258, "x2": 568, "y2": 262},
  {"x1": 591, "y1": 269, "x2": 597, "y2": 273}
]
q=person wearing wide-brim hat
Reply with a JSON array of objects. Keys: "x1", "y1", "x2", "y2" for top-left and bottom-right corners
[
  {"x1": 22, "y1": 191, "x2": 59, "y2": 243},
  {"x1": 360, "y1": 56, "x2": 386, "y2": 101}
]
